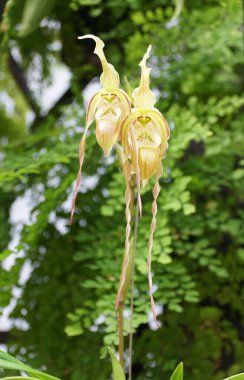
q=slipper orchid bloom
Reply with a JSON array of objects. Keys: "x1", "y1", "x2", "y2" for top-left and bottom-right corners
[
  {"x1": 118, "y1": 45, "x2": 170, "y2": 325},
  {"x1": 70, "y1": 34, "x2": 131, "y2": 224}
]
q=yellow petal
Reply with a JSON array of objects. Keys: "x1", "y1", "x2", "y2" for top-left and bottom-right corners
[
  {"x1": 86, "y1": 90, "x2": 104, "y2": 127},
  {"x1": 121, "y1": 110, "x2": 142, "y2": 155},
  {"x1": 116, "y1": 143, "x2": 125, "y2": 170},
  {"x1": 78, "y1": 34, "x2": 120, "y2": 88},
  {"x1": 112, "y1": 88, "x2": 131, "y2": 124},
  {"x1": 146, "y1": 109, "x2": 170, "y2": 155},
  {"x1": 132, "y1": 45, "x2": 155, "y2": 109}
]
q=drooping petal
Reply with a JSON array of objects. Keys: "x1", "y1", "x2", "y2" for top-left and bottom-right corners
[
  {"x1": 70, "y1": 132, "x2": 87, "y2": 225},
  {"x1": 78, "y1": 34, "x2": 120, "y2": 88},
  {"x1": 86, "y1": 89, "x2": 104, "y2": 126},
  {"x1": 70, "y1": 92, "x2": 102, "y2": 224},
  {"x1": 121, "y1": 110, "x2": 141, "y2": 156},
  {"x1": 148, "y1": 166, "x2": 162, "y2": 327},
  {"x1": 121, "y1": 115, "x2": 132, "y2": 157},
  {"x1": 115, "y1": 159, "x2": 132, "y2": 311},
  {"x1": 132, "y1": 45, "x2": 155, "y2": 109}
]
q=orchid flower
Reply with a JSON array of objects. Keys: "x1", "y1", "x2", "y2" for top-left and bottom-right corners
[
  {"x1": 70, "y1": 34, "x2": 131, "y2": 224},
  {"x1": 119, "y1": 45, "x2": 170, "y2": 325}
]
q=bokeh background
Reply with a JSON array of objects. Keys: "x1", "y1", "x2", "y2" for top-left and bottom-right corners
[{"x1": 0, "y1": 0, "x2": 243, "y2": 379}]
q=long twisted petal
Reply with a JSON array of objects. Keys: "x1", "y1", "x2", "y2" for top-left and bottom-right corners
[
  {"x1": 148, "y1": 167, "x2": 162, "y2": 326},
  {"x1": 70, "y1": 92, "x2": 101, "y2": 224},
  {"x1": 115, "y1": 159, "x2": 132, "y2": 311}
]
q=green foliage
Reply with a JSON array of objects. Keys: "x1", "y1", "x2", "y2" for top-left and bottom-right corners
[
  {"x1": 19, "y1": 0, "x2": 58, "y2": 37},
  {"x1": 223, "y1": 375, "x2": 244, "y2": 380},
  {"x1": 0, "y1": 0, "x2": 243, "y2": 380},
  {"x1": 108, "y1": 349, "x2": 125, "y2": 380},
  {"x1": 0, "y1": 350, "x2": 60, "y2": 380},
  {"x1": 169, "y1": 362, "x2": 183, "y2": 380}
]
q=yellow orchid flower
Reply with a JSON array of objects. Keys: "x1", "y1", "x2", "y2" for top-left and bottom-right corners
[
  {"x1": 70, "y1": 34, "x2": 131, "y2": 224},
  {"x1": 119, "y1": 45, "x2": 170, "y2": 325}
]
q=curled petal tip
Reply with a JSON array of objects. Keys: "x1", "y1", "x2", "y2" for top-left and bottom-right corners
[
  {"x1": 139, "y1": 44, "x2": 152, "y2": 67},
  {"x1": 132, "y1": 45, "x2": 155, "y2": 109},
  {"x1": 78, "y1": 34, "x2": 103, "y2": 45},
  {"x1": 78, "y1": 34, "x2": 119, "y2": 88}
]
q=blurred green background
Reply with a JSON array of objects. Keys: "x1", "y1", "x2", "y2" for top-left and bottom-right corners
[{"x1": 0, "y1": 0, "x2": 243, "y2": 379}]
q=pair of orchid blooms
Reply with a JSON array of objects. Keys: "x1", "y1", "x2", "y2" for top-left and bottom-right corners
[{"x1": 70, "y1": 34, "x2": 170, "y2": 325}]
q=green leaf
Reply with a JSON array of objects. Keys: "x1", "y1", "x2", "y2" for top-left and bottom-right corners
[
  {"x1": 108, "y1": 348, "x2": 126, "y2": 380},
  {"x1": 19, "y1": 0, "x2": 57, "y2": 37},
  {"x1": 223, "y1": 374, "x2": 244, "y2": 380},
  {"x1": 0, "y1": 350, "x2": 60, "y2": 380},
  {"x1": 0, "y1": 250, "x2": 12, "y2": 261},
  {"x1": 183, "y1": 203, "x2": 196, "y2": 215},
  {"x1": 169, "y1": 362, "x2": 183, "y2": 380},
  {"x1": 1, "y1": 377, "x2": 41, "y2": 380},
  {"x1": 64, "y1": 322, "x2": 84, "y2": 336}
]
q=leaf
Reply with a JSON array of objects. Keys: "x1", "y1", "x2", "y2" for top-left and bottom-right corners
[
  {"x1": 64, "y1": 322, "x2": 84, "y2": 337},
  {"x1": 0, "y1": 350, "x2": 60, "y2": 380},
  {"x1": 19, "y1": 0, "x2": 57, "y2": 37},
  {"x1": 169, "y1": 362, "x2": 183, "y2": 380},
  {"x1": 1, "y1": 377, "x2": 41, "y2": 380},
  {"x1": 108, "y1": 348, "x2": 126, "y2": 380},
  {"x1": 223, "y1": 374, "x2": 244, "y2": 380},
  {"x1": 0, "y1": 250, "x2": 12, "y2": 261},
  {"x1": 183, "y1": 203, "x2": 196, "y2": 215}
]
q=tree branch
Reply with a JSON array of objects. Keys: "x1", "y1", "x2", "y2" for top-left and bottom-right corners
[{"x1": 8, "y1": 54, "x2": 41, "y2": 116}]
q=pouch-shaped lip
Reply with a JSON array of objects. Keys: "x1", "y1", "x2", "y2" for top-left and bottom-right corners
[{"x1": 135, "y1": 126, "x2": 162, "y2": 148}]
